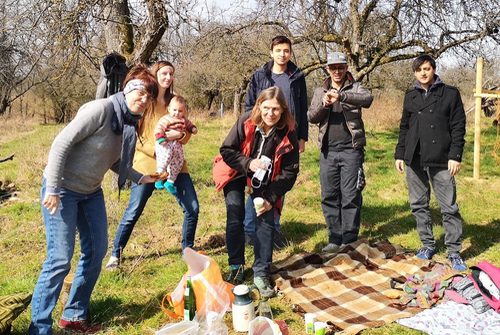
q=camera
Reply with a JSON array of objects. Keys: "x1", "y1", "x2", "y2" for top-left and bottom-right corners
[{"x1": 251, "y1": 155, "x2": 272, "y2": 188}]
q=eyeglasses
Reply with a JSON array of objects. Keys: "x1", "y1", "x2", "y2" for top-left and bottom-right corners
[
  {"x1": 137, "y1": 90, "x2": 152, "y2": 101},
  {"x1": 261, "y1": 106, "x2": 282, "y2": 114},
  {"x1": 327, "y1": 65, "x2": 347, "y2": 72}
]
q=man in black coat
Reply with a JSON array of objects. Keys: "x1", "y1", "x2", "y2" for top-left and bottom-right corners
[{"x1": 394, "y1": 55, "x2": 467, "y2": 271}]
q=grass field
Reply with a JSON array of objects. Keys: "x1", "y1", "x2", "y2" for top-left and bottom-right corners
[{"x1": 0, "y1": 113, "x2": 498, "y2": 334}]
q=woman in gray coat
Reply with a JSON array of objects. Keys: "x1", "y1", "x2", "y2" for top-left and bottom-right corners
[{"x1": 29, "y1": 65, "x2": 159, "y2": 335}]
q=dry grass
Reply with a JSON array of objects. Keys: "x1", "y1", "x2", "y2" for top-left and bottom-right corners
[
  {"x1": 0, "y1": 114, "x2": 40, "y2": 146},
  {"x1": 363, "y1": 90, "x2": 404, "y2": 131}
]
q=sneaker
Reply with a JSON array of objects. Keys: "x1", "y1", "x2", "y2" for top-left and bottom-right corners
[
  {"x1": 105, "y1": 256, "x2": 119, "y2": 270},
  {"x1": 164, "y1": 180, "x2": 177, "y2": 195},
  {"x1": 154, "y1": 180, "x2": 164, "y2": 189},
  {"x1": 254, "y1": 276, "x2": 276, "y2": 299},
  {"x1": 322, "y1": 243, "x2": 341, "y2": 253},
  {"x1": 226, "y1": 264, "x2": 245, "y2": 285},
  {"x1": 415, "y1": 246, "x2": 436, "y2": 260},
  {"x1": 448, "y1": 253, "x2": 467, "y2": 271},
  {"x1": 59, "y1": 319, "x2": 102, "y2": 333}
]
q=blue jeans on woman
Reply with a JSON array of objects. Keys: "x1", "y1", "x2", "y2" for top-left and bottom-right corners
[
  {"x1": 224, "y1": 178, "x2": 275, "y2": 278},
  {"x1": 111, "y1": 172, "x2": 199, "y2": 256},
  {"x1": 30, "y1": 180, "x2": 108, "y2": 335}
]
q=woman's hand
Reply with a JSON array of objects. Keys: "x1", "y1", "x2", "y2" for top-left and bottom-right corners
[
  {"x1": 249, "y1": 158, "x2": 269, "y2": 173},
  {"x1": 140, "y1": 175, "x2": 158, "y2": 184},
  {"x1": 255, "y1": 199, "x2": 272, "y2": 217},
  {"x1": 164, "y1": 129, "x2": 184, "y2": 141},
  {"x1": 43, "y1": 194, "x2": 60, "y2": 215}
]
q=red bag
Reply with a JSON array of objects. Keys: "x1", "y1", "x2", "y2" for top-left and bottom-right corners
[
  {"x1": 212, "y1": 154, "x2": 238, "y2": 192},
  {"x1": 212, "y1": 118, "x2": 254, "y2": 192}
]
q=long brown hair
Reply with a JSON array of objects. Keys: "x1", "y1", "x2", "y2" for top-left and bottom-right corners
[{"x1": 250, "y1": 86, "x2": 295, "y2": 131}]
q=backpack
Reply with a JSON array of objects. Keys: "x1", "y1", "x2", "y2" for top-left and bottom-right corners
[{"x1": 95, "y1": 52, "x2": 128, "y2": 99}]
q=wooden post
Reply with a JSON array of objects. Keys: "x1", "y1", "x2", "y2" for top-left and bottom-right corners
[{"x1": 473, "y1": 57, "x2": 483, "y2": 180}]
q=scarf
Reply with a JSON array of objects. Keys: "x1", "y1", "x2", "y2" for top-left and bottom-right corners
[{"x1": 110, "y1": 92, "x2": 142, "y2": 190}]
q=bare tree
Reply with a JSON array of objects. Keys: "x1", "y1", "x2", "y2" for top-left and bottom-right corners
[{"x1": 246, "y1": 0, "x2": 500, "y2": 80}]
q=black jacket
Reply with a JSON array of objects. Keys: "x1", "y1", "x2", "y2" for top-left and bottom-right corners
[
  {"x1": 394, "y1": 79, "x2": 466, "y2": 167},
  {"x1": 244, "y1": 60, "x2": 309, "y2": 142},
  {"x1": 220, "y1": 113, "x2": 299, "y2": 205}
]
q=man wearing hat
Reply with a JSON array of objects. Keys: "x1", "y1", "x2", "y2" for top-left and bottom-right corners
[{"x1": 308, "y1": 51, "x2": 373, "y2": 252}]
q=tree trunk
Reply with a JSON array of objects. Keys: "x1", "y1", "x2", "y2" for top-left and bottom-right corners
[
  {"x1": 131, "y1": 0, "x2": 169, "y2": 64},
  {"x1": 103, "y1": 0, "x2": 134, "y2": 56},
  {"x1": 233, "y1": 79, "x2": 249, "y2": 114},
  {"x1": 0, "y1": 95, "x2": 9, "y2": 115}
]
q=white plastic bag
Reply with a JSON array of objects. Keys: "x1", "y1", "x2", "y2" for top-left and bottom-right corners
[
  {"x1": 248, "y1": 316, "x2": 282, "y2": 335},
  {"x1": 155, "y1": 320, "x2": 199, "y2": 335}
]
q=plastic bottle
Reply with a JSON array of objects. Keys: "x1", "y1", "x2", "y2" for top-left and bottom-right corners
[
  {"x1": 204, "y1": 311, "x2": 228, "y2": 335},
  {"x1": 183, "y1": 276, "x2": 196, "y2": 321},
  {"x1": 257, "y1": 300, "x2": 273, "y2": 319}
]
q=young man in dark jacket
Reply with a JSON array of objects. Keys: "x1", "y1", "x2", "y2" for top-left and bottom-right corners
[
  {"x1": 243, "y1": 35, "x2": 308, "y2": 246},
  {"x1": 308, "y1": 51, "x2": 373, "y2": 253},
  {"x1": 394, "y1": 54, "x2": 467, "y2": 271}
]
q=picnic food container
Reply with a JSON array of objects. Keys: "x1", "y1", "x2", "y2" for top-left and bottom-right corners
[{"x1": 232, "y1": 284, "x2": 255, "y2": 331}]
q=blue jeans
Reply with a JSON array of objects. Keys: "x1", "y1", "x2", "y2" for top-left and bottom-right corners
[
  {"x1": 30, "y1": 180, "x2": 108, "y2": 335},
  {"x1": 243, "y1": 196, "x2": 282, "y2": 237},
  {"x1": 224, "y1": 178, "x2": 275, "y2": 278},
  {"x1": 111, "y1": 173, "x2": 199, "y2": 255},
  {"x1": 406, "y1": 163, "x2": 463, "y2": 254},
  {"x1": 319, "y1": 149, "x2": 364, "y2": 245}
]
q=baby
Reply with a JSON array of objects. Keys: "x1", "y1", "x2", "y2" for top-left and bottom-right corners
[{"x1": 154, "y1": 95, "x2": 197, "y2": 194}]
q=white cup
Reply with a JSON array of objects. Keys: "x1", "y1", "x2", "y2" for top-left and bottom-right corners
[
  {"x1": 253, "y1": 197, "x2": 264, "y2": 211},
  {"x1": 304, "y1": 313, "x2": 316, "y2": 334},
  {"x1": 314, "y1": 321, "x2": 327, "y2": 335}
]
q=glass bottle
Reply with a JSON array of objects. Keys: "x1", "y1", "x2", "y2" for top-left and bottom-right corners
[
  {"x1": 183, "y1": 276, "x2": 196, "y2": 321},
  {"x1": 258, "y1": 300, "x2": 273, "y2": 319}
]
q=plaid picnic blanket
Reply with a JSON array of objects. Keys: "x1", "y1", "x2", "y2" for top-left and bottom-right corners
[{"x1": 271, "y1": 239, "x2": 432, "y2": 334}]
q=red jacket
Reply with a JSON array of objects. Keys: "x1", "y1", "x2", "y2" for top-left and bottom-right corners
[{"x1": 217, "y1": 113, "x2": 299, "y2": 207}]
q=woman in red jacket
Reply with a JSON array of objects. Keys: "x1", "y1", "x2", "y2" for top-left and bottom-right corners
[{"x1": 219, "y1": 86, "x2": 299, "y2": 298}]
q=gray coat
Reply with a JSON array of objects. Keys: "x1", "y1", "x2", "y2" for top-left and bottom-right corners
[
  {"x1": 44, "y1": 97, "x2": 142, "y2": 195},
  {"x1": 308, "y1": 74, "x2": 373, "y2": 150}
]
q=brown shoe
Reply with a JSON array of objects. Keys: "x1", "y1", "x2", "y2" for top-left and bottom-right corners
[{"x1": 59, "y1": 319, "x2": 102, "y2": 333}]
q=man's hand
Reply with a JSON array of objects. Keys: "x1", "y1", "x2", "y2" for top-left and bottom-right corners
[
  {"x1": 255, "y1": 199, "x2": 272, "y2": 217},
  {"x1": 448, "y1": 160, "x2": 461, "y2": 176},
  {"x1": 322, "y1": 89, "x2": 339, "y2": 107},
  {"x1": 298, "y1": 139, "x2": 306, "y2": 153},
  {"x1": 43, "y1": 194, "x2": 60, "y2": 215},
  {"x1": 395, "y1": 159, "x2": 405, "y2": 174}
]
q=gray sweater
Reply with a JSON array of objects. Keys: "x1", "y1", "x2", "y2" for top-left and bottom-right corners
[{"x1": 44, "y1": 98, "x2": 142, "y2": 195}]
